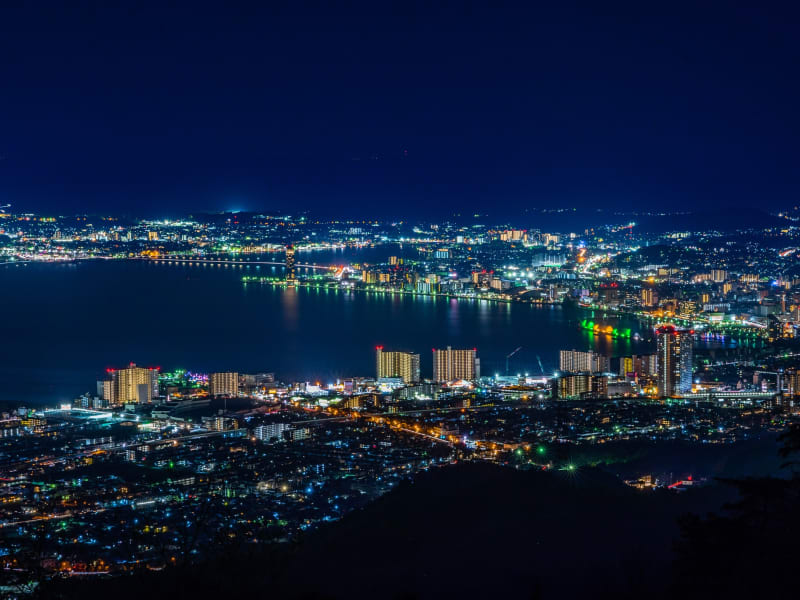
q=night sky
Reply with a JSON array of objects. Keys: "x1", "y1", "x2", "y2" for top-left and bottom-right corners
[{"x1": 1, "y1": 2, "x2": 798, "y2": 217}]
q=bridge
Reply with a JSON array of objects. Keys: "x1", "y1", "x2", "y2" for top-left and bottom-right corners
[
  {"x1": 143, "y1": 256, "x2": 337, "y2": 271},
  {"x1": 675, "y1": 390, "x2": 776, "y2": 402}
]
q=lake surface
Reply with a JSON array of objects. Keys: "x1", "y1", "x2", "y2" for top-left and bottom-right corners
[{"x1": 0, "y1": 257, "x2": 652, "y2": 406}]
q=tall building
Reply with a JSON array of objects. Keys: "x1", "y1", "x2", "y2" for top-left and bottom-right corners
[
  {"x1": 559, "y1": 350, "x2": 609, "y2": 373},
  {"x1": 553, "y1": 373, "x2": 608, "y2": 399},
  {"x1": 285, "y1": 244, "x2": 296, "y2": 282},
  {"x1": 209, "y1": 372, "x2": 239, "y2": 397},
  {"x1": 432, "y1": 346, "x2": 480, "y2": 381},
  {"x1": 785, "y1": 369, "x2": 800, "y2": 398},
  {"x1": 656, "y1": 325, "x2": 694, "y2": 397},
  {"x1": 376, "y1": 347, "x2": 420, "y2": 384},
  {"x1": 711, "y1": 269, "x2": 727, "y2": 283},
  {"x1": 641, "y1": 288, "x2": 658, "y2": 307},
  {"x1": 619, "y1": 354, "x2": 657, "y2": 380},
  {"x1": 103, "y1": 363, "x2": 159, "y2": 405}
]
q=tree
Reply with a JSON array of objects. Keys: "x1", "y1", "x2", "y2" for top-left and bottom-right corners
[{"x1": 673, "y1": 426, "x2": 800, "y2": 598}]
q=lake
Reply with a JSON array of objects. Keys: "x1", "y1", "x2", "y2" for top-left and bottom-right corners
[{"x1": 0, "y1": 256, "x2": 651, "y2": 405}]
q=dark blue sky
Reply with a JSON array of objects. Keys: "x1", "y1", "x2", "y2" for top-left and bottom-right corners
[{"x1": 1, "y1": 1, "x2": 798, "y2": 217}]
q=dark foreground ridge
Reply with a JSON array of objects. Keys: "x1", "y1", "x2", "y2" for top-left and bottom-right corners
[{"x1": 45, "y1": 461, "x2": 748, "y2": 600}]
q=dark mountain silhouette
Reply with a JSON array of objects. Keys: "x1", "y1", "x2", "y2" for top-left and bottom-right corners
[
  {"x1": 673, "y1": 424, "x2": 800, "y2": 599},
  {"x1": 48, "y1": 462, "x2": 739, "y2": 600}
]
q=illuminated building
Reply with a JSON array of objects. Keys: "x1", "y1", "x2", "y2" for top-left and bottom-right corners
[
  {"x1": 710, "y1": 269, "x2": 727, "y2": 282},
  {"x1": 472, "y1": 270, "x2": 491, "y2": 287},
  {"x1": 786, "y1": 369, "x2": 800, "y2": 398},
  {"x1": 559, "y1": 350, "x2": 609, "y2": 373},
  {"x1": 620, "y1": 356, "x2": 633, "y2": 378},
  {"x1": 499, "y1": 229, "x2": 525, "y2": 242},
  {"x1": 620, "y1": 354, "x2": 657, "y2": 379},
  {"x1": 104, "y1": 363, "x2": 159, "y2": 404},
  {"x1": 147, "y1": 231, "x2": 158, "y2": 241},
  {"x1": 0, "y1": 418, "x2": 21, "y2": 438},
  {"x1": 641, "y1": 288, "x2": 658, "y2": 307},
  {"x1": 253, "y1": 422, "x2": 289, "y2": 441},
  {"x1": 209, "y1": 372, "x2": 239, "y2": 397},
  {"x1": 215, "y1": 416, "x2": 238, "y2": 431},
  {"x1": 490, "y1": 277, "x2": 511, "y2": 291},
  {"x1": 553, "y1": 373, "x2": 608, "y2": 399},
  {"x1": 619, "y1": 354, "x2": 657, "y2": 383},
  {"x1": 289, "y1": 427, "x2": 311, "y2": 441},
  {"x1": 432, "y1": 346, "x2": 480, "y2": 381},
  {"x1": 285, "y1": 244, "x2": 296, "y2": 282},
  {"x1": 655, "y1": 325, "x2": 693, "y2": 397},
  {"x1": 679, "y1": 300, "x2": 697, "y2": 315},
  {"x1": 376, "y1": 347, "x2": 420, "y2": 384},
  {"x1": 97, "y1": 379, "x2": 114, "y2": 401}
]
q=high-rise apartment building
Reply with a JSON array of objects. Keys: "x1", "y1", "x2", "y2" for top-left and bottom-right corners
[
  {"x1": 103, "y1": 363, "x2": 159, "y2": 405},
  {"x1": 432, "y1": 346, "x2": 480, "y2": 381},
  {"x1": 553, "y1": 373, "x2": 608, "y2": 399},
  {"x1": 376, "y1": 347, "x2": 420, "y2": 384},
  {"x1": 619, "y1": 354, "x2": 657, "y2": 380},
  {"x1": 641, "y1": 288, "x2": 658, "y2": 307},
  {"x1": 785, "y1": 369, "x2": 800, "y2": 398},
  {"x1": 656, "y1": 325, "x2": 694, "y2": 397},
  {"x1": 559, "y1": 350, "x2": 609, "y2": 374},
  {"x1": 209, "y1": 372, "x2": 239, "y2": 397},
  {"x1": 711, "y1": 269, "x2": 727, "y2": 283},
  {"x1": 286, "y1": 244, "x2": 296, "y2": 282}
]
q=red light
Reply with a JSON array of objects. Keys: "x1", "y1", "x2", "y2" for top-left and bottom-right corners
[
  {"x1": 687, "y1": 475, "x2": 692, "y2": 481},
  {"x1": 376, "y1": 346, "x2": 383, "y2": 351}
]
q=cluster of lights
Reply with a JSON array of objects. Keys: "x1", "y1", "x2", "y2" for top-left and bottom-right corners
[{"x1": 580, "y1": 319, "x2": 632, "y2": 339}]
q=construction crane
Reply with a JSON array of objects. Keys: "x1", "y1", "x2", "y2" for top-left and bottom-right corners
[{"x1": 506, "y1": 346, "x2": 522, "y2": 375}]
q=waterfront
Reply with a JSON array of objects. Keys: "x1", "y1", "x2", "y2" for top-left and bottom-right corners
[{"x1": 0, "y1": 258, "x2": 652, "y2": 405}]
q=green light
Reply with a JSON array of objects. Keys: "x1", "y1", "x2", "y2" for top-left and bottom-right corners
[{"x1": 537, "y1": 446, "x2": 546, "y2": 455}]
